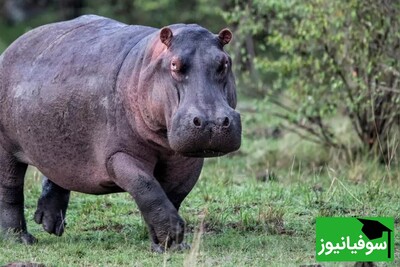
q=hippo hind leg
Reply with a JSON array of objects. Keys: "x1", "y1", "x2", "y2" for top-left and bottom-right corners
[
  {"x1": 0, "y1": 146, "x2": 36, "y2": 244},
  {"x1": 34, "y1": 176, "x2": 70, "y2": 236}
]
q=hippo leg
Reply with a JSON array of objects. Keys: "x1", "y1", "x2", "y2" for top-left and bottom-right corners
[
  {"x1": 34, "y1": 176, "x2": 70, "y2": 236},
  {"x1": 153, "y1": 174, "x2": 202, "y2": 251},
  {"x1": 148, "y1": 191, "x2": 189, "y2": 251},
  {"x1": 108, "y1": 153, "x2": 185, "y2": 251},
  {"x1": 149, "y1": 189, "x2": 196, "y2": 253},
  {"x1": 148, "y1": 161, "x2": 203, "y2": 253},
  {"x1": 0, "y1": 147, "x2": 36, "y2": 244},
  {"x1": 166, "y1": 180, "x2": 200, "y2": 211}
]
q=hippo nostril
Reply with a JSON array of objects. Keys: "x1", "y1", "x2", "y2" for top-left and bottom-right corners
[
  {"x1": 222, "y1": 117, "x2": 230, "y2": 128},
  {"x1": 217, "y1": 116, "x2": 230, "y2": 128},
  {"x1": 193, "y1": 117, "x2": 202, "y2": 128}
]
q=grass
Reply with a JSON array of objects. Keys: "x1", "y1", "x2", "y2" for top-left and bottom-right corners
[{"x1": 0, "y1": 100, "x2": 399, "y2": 266}]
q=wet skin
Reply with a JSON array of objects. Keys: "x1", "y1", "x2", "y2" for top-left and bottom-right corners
[{"x1": 0, "y1": 15, "x2": 241, "y2": 251}]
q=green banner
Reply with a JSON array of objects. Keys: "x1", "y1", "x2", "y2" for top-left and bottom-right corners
[{"x1": 316, "y1": 217, "x2": 394, "y2": 262}]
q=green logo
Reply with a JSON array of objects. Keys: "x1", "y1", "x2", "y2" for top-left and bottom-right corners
[{"x1": 316, "y1": 217, "x2": 394, "y2": 262}]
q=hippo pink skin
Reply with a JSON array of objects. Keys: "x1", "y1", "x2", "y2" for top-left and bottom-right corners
[{"x1": 0, "y1": 15, "x2": 241, "y2": 250}]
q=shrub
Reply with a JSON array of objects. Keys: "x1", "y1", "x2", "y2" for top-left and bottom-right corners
[{"x1": 225, "y1": 0, "x2": 400, "y2": 163}]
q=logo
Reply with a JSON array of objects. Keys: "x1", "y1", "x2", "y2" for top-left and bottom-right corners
[{"x1": 316, "y1": 217, "x2": 394, "y2": 262}]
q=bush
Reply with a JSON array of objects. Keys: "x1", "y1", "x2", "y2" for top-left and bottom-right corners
[{"x1": 225, "y1": 0, "x2": 400, "y2": 163}]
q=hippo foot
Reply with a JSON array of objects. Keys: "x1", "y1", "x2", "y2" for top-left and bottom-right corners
[
  {"x1": 151, "y1": 242, "x2": 191, "y2": 253},
  {"x1": 2, "y1": 230, "x2": 37, "y2": 245},
  {"x1": 34, "y1": 205, "x2": 66, "y2": 236},
  {"x1": 19, "y1": 232, "x2": 38, "y2": 245},
  {"x1": 34, "y1": 177, "x2": 70, "y2": 236},
  {"x1": 170, "y1": 242, "x2": 191, "y2": 251}
]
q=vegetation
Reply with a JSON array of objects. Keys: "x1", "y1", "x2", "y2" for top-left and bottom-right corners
[
  {"x1": 225, "y1": 0, "x2": 400, "y2": 162},
  {"x1": 0, "y1": 0, "x2": 399, "y2": 266}
]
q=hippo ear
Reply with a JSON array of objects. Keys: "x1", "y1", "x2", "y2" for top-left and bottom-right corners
[
  {"x1": 160, "y1": 27, "x2": 173, "y2": 47},
  {"x1": 218, "y1": 28, "x2": 233, "y2": 46}
]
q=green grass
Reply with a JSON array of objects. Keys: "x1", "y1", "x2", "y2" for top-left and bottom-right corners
[{"x1": 0, "y1": 104, "x2": 399, "y2": 266}]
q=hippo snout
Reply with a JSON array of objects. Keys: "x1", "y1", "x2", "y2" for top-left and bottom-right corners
[
  {"x1": 169, "y1": 109, "x2": 242, "y2": 157},
  {"x1": 192, "y1": 115, "x2": 231, "y2": 130}
]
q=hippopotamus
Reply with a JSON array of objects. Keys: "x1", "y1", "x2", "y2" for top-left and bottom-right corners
[{"x1": 0, "y1": 15, "x2": 241, "y2": 251}]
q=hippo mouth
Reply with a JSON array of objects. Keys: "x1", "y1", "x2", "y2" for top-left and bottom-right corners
[{"x1": 181, "y1": 150, "x2": 228, "y2": 158}]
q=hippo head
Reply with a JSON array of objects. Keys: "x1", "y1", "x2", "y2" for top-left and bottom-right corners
[{"x1": 140, "y1": 25, "x2": 241, "y2": 157}]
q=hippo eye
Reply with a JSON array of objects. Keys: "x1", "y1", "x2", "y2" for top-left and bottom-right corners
[
  {"x1": 171, "y1": 57, "x2": 186, "y2": 81},
  {"x1": 217, "y1": 59, "x2": 229, "y2": 74},
  {"x1": 170, "y1": 58, "x2": 182, "y2": 72},
  {"x1": 222, "y1": 60, "x2": 228, "y2": 71},
  {"x1": 171, "y1": 62, "x2": 178, "y2": 71}
]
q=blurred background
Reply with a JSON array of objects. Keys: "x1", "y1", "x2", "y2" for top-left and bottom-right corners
[{"x1": 0, "y1": 0, "x2": 399, "y2": 172}]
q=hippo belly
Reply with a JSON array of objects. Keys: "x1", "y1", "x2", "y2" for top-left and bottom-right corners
[{"x1": 8, "y1": 90, "x2": 120, "y2": 194}]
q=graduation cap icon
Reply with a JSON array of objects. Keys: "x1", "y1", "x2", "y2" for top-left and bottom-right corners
[{"x1": 358, "y1": 218, "x2": 392, "y2": 259}]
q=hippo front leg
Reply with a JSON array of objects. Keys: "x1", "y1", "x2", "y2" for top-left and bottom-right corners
[
  {"x1": 148, "y1": 158, "x2": 203, "y2": 252},
  {"x1": 34, "y1": 177, "x2": 70, "y2": 236},
  {"x1": 108, "y1": 152, "x2": 185, "y2": 252}
]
